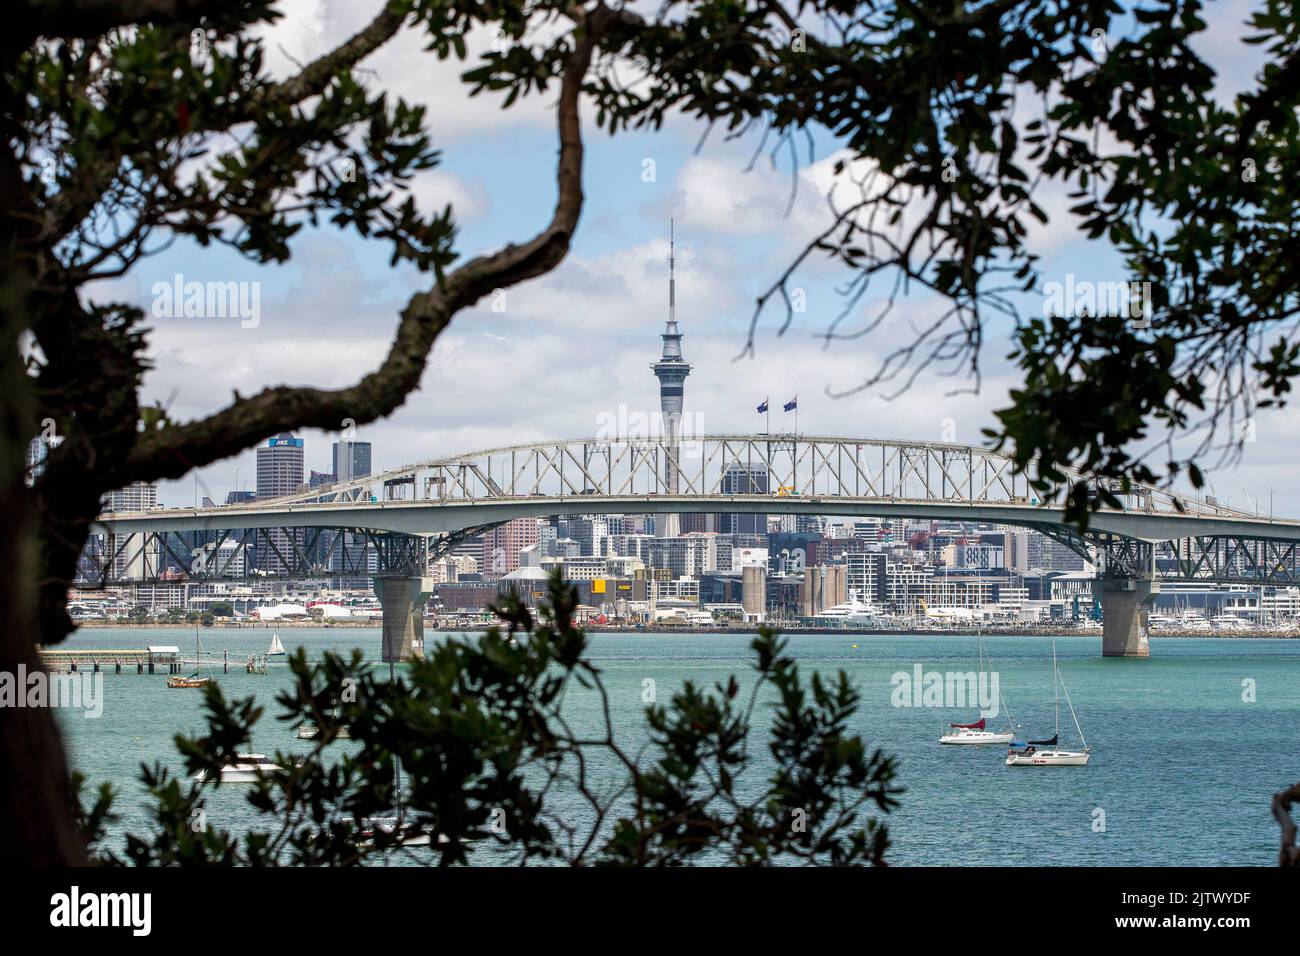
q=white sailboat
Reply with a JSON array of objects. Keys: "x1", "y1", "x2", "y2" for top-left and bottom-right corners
[
  {"x1": 1006, "y1": 642, "x2": 1091, "y2": 766},
  {"x1": 940, "y1": 629, "x2": 1015, "y2": 745},
  {"x1": 267, "y1": 633, "x2": 286, "y2": 658}
]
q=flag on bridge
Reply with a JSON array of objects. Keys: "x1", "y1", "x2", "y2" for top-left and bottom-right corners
[
  {"x1": 757, "y1": 398, "x2": 769, "y2": 414},
  {"x1": 783, "y1": 397, "x2": 798, "y2": 412}
]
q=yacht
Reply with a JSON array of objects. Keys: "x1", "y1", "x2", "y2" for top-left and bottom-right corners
[
  {"x1": 940, "y1": 718, "x2": 1015, "y2": 745},
  {"x1": 194, "y1": 753, "x2": 284, "y2": 783},
  {"x1": 939, "y1": 632, "x2": 1016, "y2": 745},
  {"x1": 1006, "y1": 644, "x2": 1091, "y2": 767},
  {"x1": 1210, "y1": 614, "x2": 1250, "y2": 632},
  {"x1": 814, "y1": 594, "x2": 881, "y2": 627}
]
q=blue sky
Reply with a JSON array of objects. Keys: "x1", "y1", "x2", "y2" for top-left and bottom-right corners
[{"x1": 88, "y1": 0, "x2": 1299, "y2": 518}]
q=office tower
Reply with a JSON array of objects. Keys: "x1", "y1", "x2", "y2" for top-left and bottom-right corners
[
  {"x1": 651, "y1": 221, "x2": 691, "y2": 538},
  {"x1": 718, "y1": 462, "x2": 768, "y2": 534},
  {"x1": 257, "y1": 432, "x2": 304, "y2": 497},
  {"x1": 333, "y1": 440, "x2": 372, "y2": 482},
  {"x1": 256, "y1": 433, "x2": 304, "y2": 573}
]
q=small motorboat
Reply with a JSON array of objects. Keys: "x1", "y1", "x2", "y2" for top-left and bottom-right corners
[
  {"x1": 297, "y1": 722, "x2": 351, "y2": 740},
  {"x1": 194, "y1": 753, "x2": 284, "y2": 783}
]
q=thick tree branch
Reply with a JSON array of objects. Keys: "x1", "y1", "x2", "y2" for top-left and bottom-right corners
[
  {"x1": 116, "y1": 9, "x2": 603, "y2": 485},
  {"x1": 13, "y1": 0, "x2": 226, "y2": 46}
]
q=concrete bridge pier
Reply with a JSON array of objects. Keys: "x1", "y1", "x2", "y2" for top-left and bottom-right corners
[
  {"x1": 1100, "y1": 577, "x2": 1157, "y2": 657},
  {"x1": 375, "y1": 576, "x2": 435, "y2": 662}
]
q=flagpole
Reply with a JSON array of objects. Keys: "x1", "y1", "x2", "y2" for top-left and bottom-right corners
[
  {"x1": 794, "y1": 394, "x2": 798, "y2": 436},
  {"x1": 766, "y1": 396, "x2": 770, "y2": 435}
]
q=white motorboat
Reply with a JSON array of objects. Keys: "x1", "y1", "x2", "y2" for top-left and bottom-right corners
[
  {"x1": 297, "y1": 721, "x2": 351, "y2": 740},
  {"x1": 194, "y1": 753, "x2": 283, "y2": 783},
  {"x1": 1006, "y1": 643, "x2": 1090, "y2": 767}
]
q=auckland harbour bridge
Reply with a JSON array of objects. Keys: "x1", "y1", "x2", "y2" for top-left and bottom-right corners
[{"x1": 85, "y1": 432, "x2": 1300, "y2": 661}]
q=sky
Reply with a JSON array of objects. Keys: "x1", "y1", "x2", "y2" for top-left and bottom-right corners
[{"x1": 86, "y1": 0, "x2": 1300, "y2": 519}]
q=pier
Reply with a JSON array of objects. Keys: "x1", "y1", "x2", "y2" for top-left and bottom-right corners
[{"x1": 38, "y1": 645, "x2": 181, "y2": 674}]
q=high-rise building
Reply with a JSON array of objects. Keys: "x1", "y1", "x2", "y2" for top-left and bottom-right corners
[
  {"x1": 651, "y1": 222, "x2": 691, "y2": 538},
  {"x1": 718, "y1": 462, "x2": 768, "y2": 534},
  {"x1": 257, "y1": 433, "x2": 304, "y2": 572},
  {"x1": 332, "y1": 440, "x2": 372, "y2": 483},
  {"x1": 479, "y1": 518, "x2": 541, "y2": 577},
  {"x1": 102, "y1": 482, "x2": 160, "y2": 579},
  {"x1": 257, "y1": 433, "x2": 304, "y2": 497}
]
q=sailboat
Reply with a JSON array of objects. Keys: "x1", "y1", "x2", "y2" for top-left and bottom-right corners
[
  {"x1": 940, "y1": 629, "x2": 1016, "y2": 744},
  {"x1": 267, "y1": 633, "x2": 286, "y2": 658},
  {"x1": 1006, "y1": 642, "x2": 1090, "y2": 766},
  {"x1": 356, "y1": 756, "x2": 440, "y2": 847},
  {"x1": 167, "y1": 627, "x2": 214, "y2": 688}
]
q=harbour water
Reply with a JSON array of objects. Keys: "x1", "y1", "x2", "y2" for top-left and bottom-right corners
[{"x1": 56, "y1": 628, "x2": 1300, "y2": 866}]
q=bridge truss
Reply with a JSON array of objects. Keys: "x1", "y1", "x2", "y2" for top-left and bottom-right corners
[{"x1": 82, "y1": 436, "x2": 1300, "y2": 588}]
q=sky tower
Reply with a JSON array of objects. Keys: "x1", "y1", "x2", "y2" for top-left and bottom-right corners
[{"x1": 652, "y1": 221, "x2": 691, "y2": 538}]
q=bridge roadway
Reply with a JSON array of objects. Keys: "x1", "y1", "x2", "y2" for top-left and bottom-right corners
[{"x1": 88, "y1": 435, "x2": 1300, "y2": 661}]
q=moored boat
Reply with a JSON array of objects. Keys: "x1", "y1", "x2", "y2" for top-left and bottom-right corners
[
  {"x1": 1006, "y1": 643, "x2": 1090, "y2": 767},
  {"x1": 940, "y1": 717, "x2": 1015, "y2": 745},
  {"x1": 194, "y1": 753, "x2": 284, "y2": 783}
]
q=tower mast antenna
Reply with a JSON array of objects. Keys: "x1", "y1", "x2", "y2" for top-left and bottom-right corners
[{"x1": 669, "y1": 218, "x2": 675, "y2": 324}]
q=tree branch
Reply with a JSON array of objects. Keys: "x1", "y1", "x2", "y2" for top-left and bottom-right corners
[{"x1": 116, "y1": 7, "x2": 603, "y2": 485}]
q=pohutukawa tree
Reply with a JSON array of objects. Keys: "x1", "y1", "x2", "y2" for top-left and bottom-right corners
[{"x1": 4, "y1": 0, "x2": 1298, "y2": 863}]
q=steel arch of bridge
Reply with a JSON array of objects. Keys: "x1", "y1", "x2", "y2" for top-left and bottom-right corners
[
  {"x1": 275, "y1": 434, "x2": 1199, "y2": 514},
  {"x1": 84, "y1": 435, "x2": 1300, "y2": 586}
]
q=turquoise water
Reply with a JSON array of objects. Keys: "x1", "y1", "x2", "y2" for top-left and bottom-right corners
[{"x1": 56, "y1": 628, "x2": 1300, "y2": 865}]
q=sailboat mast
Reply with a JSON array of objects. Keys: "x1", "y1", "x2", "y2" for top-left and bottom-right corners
[
  {"x1": 1059, "y1": 673, "x2": 1087, "y2": 750},
  {"x1": 1052, "y1": 641, "x2": 1060, "y2": 737}
]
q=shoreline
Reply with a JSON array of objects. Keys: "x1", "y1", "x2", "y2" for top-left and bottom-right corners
[{"x1": 71, "y1": 621, "x2": 1300, "y2": 639}]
